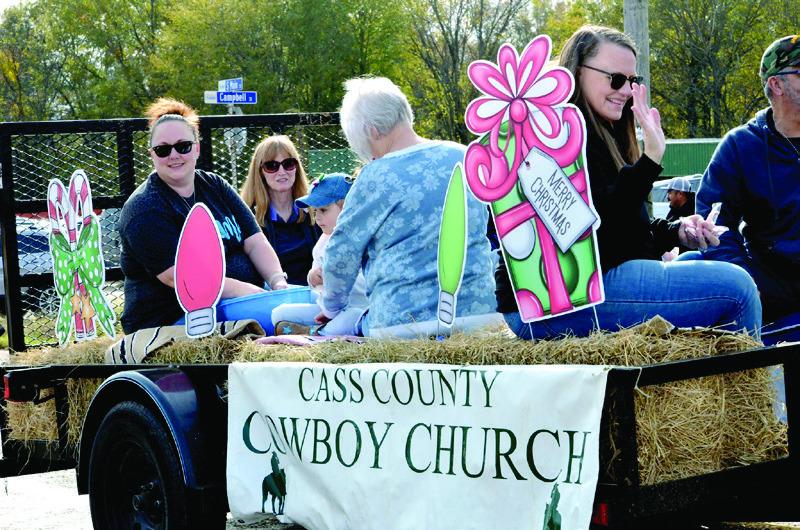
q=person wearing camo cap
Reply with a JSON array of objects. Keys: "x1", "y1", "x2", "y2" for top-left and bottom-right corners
[{"x1": 696, "y1": 35, "x2": 800, "y2": 323}]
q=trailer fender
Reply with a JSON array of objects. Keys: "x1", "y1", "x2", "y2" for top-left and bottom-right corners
[{"x1": 76, "y1": 368, "x2": 225, "y2": 495}]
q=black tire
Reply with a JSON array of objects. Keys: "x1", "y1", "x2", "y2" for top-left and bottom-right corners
[
  {"x1": 88, "y1": 401, "x2": 215, "y2": 530},
  {"x1": 26, "y1": 286, "x2": 59, "y2": 314},
  {"x1": 37, "y1": 287, "x2": 60, "y2": 314}
]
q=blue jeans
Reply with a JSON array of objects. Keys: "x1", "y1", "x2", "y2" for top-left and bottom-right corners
[
  {"x1": 504, "y1": 259, "x2": 762, "y2": 340},
  {"x1": 674, "y1": 250, "x2": 703, "y2": 261},
  {"x1": 678, "y1": 250, "x2": 800, "y2": 323}
]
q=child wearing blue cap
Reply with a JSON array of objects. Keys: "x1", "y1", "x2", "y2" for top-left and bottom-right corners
[{"x1": 271, "y1": 173, "x2": 368, "y2": 335}]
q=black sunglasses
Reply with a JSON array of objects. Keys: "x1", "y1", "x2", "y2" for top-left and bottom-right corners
[
  {"x1": 150, "y1": 140, "x2": 195, "y2": 158},
  {"x1": 262, "y1": 158, "x2": 298, "y2": 173},
  {"x1": 774, "y1": 70, "x2": 800, "y2": 77},
  {"x1": 582, "y1": 64, "x2": 643, "y2": 90}
]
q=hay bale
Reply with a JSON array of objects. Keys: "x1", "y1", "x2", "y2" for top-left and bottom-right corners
[{"x1": 4, "y1": 319, "x2": 787, "y2": 485}]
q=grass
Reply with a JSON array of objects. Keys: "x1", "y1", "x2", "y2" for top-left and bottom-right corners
[{"x1": 0, "y1": 312, "x2": 8, "y2": 349}]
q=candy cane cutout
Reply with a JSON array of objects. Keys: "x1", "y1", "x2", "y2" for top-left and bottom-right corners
[
  {"x1": 47, "y1": 180, "x2": 70, "y2": 241},
  {"x1": 68, "y1": 170, "x2": 96, "y2": 339},
  {"x1": 48, "y1": 178, "x2": 85, "y2": 338},
  {"x1": 69, "y1": 169, "x2": 93, "y2": 240}
]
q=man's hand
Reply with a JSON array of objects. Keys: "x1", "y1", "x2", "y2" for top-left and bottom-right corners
[{"x1": 678, "y1": 214, "x2": 725, "y2": 250}]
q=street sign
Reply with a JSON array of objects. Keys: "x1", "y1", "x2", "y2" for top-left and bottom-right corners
[
  {"x1": 218, "y1": 77, "x2": 243, "y2": 91},
  {"x1": 203, "y1": 91, "x2": 257, "y2": 105}
]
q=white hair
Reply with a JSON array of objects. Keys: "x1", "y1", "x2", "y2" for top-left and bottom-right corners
[{"x1": 339, "y1": 77, "x2": 414, "y2": 162}]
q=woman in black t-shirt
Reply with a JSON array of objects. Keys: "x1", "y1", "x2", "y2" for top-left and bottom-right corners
[{"x1": 119, "y1": 98, "x2": 288, "y2": 333}]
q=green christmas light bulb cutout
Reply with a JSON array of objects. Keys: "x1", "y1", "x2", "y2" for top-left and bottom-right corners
[{"x1": 437, "y1": 163, "x2": 468, "y2": 329}]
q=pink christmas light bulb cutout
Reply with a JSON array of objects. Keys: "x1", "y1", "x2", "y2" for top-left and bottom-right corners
[{"x1": 174, "y1": 203, "x2": 225, "y2": 338}]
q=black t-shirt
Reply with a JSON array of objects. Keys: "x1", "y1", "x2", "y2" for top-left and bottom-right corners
[
  {"x1": 119, "y1": 170, "x2": 262, "y2": 333},
  {"x1": 767, "y1": 112, "x2": 800, "y2": 156}
]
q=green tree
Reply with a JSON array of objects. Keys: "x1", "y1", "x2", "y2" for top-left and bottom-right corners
[
  {"x1": 152, "y1": 0, "x2": 280, "y2": 113},
  {"x1": 407, "y1": 0, "x2": 528, "y2": 143},
  {"x1": 344, "y1": 0, "x2": 410, "y2": 80},
  {"x1": 154, "y1": 0, "x2": 411, "y2": 115},
  {"x1": 0, "y1": 2, "x2": 65, "y2": 120},
  {"x1": 649, "y1": 0, "x2": 772, "y2": 138},
  {"x1": 35, "y1": 0, "x2": 172, "y2": 118},
  {"x1": 537, "y1": 0, "x2": 622, "y2": 54},
  {"x1": 272, "y1": 0, "x2": 413, "y2": 111}
]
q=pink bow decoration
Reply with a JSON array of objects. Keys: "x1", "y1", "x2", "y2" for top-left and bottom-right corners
[{"x1": 466, "y1": 36, "x2": 573, "y2": 179}]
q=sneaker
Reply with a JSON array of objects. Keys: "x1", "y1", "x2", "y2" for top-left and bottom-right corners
[{"x1": 275, "y1": 321, "x2": 311, "y2": 336}]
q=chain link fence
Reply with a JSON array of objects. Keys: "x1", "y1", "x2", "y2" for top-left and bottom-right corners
[{"x1": 0, "y1": 113, "x2": 356, "y2": 351}]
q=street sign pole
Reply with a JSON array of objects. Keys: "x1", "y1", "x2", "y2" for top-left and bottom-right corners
[{"x1": 203, "y1": 78, "x2": 254, "y2": 187}]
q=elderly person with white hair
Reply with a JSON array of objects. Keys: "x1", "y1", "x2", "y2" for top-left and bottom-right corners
[{"x1": 318, "y1": 76, "x2": 499, "y2": 337}]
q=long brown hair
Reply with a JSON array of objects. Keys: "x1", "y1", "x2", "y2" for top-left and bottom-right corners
[
  {"x1": 559, "y1": 25, "x2": 640, "y2": 169},
  {"x1": 240, "y1": 135, "x2": 309, "y2": 225},
  {"x1": 145, "y1": 97, "x2": 200, "y2": 145}
]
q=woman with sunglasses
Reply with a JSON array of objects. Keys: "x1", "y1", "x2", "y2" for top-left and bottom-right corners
[
  {"x1": 118, "y1": 97, "x2": 288, "y2": 334},
  {"x1": 241, "y1": 135, "x2": 321, "y2": 285},
  {"x1": 497, "y1": 25, "x2": 762, "y2": 339}
]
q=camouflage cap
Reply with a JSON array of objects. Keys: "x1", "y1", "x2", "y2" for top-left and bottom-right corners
[{"x1": 761, "y1": 35, "x2": 800, "y2": 82}]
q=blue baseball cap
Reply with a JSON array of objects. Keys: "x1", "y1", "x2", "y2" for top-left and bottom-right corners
[{"x1": 296, "y1": 173, "x2": 354, "y2": 208}]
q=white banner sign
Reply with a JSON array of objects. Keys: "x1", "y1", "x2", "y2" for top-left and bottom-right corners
[{"x1": 227, "y1": 362, "x2": 609, "y2": 530}]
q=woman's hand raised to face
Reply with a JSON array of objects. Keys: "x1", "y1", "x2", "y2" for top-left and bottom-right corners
[{"x1": 630, "y1": 82, "x2": 666, "y2": 165}]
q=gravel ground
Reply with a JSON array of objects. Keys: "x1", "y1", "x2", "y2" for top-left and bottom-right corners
[
  {"x1": 1, "y1": 467, "x2": 797, "y2": 530},
  {"x1": 0, "y1": 468, "x2": 297, "y2": 530},
  {"x1": 0, "y1": 470, "x2": 92, "y2": 530}
]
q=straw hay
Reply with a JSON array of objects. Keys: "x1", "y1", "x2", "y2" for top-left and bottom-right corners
[{"x1": 3, "y1": 318, "x2": 787, "y2": 485}]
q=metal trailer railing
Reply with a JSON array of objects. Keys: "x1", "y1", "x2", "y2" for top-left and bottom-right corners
[{"x1": 0, "y1": 112, "x2": 356, "y2": 351}]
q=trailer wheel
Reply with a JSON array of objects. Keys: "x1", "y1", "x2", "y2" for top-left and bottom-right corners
[{"x1": 88, "y1": 401, "x2": 213, "y2": 530}]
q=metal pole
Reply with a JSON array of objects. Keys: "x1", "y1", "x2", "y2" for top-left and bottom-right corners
[
  {"x1": 624, "y1": 0, "x2": 651, "y2": 91},
  {"x1": 0, "y1": 127, "x2": 25, "y2": 352},
  {"x1": 225, "y1": 106, "x2": 245, "y2": 189}
]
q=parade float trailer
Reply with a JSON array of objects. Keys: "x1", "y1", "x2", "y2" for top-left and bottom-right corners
[
  {"x1": 1, "y1": 322, "x2": 798, "y2": 530},
  {"x1": 1, "y1": 113, "x2": 798, "y2": 530}
]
